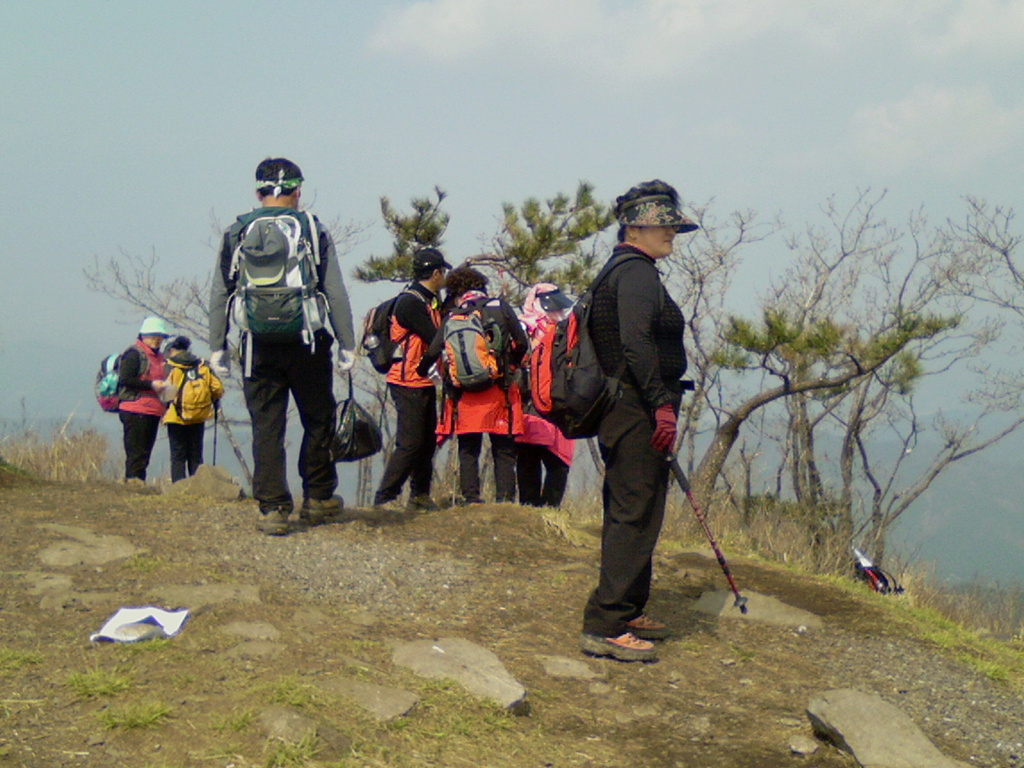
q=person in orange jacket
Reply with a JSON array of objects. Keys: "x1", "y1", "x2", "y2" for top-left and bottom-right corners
[
  {"x1": 419, "y1": 266, "x2": 528, "y2": 504},
  {"x1": 373, "y1": 248, "x2": 451, "y2": 511}
]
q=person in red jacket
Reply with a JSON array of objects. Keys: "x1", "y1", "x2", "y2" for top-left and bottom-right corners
[
  {"x1": 117, "y1": 316, "x2": 171, "y2": 481},
  {"x1": 420, "y1": 266, "x2": 529, "y2": 504}
]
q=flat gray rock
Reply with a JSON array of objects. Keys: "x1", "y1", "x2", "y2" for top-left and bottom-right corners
[
  {"x1": 691, "y1": 589, "x2": 823, "y2": 629},
  {"x1": 222, "y1": 621, "x2": 280, "y2": 641},
  {"x1": 222, "y1": 641, "x2": 287, "y2": 660},
  {"x1": 20, "y1": 571, "x2": 73, "y2": 595},
  {"x1": 154, "y1": 583, "x2": 261, "y2": 610},
  {"x1": 37, "y1": 524, "x2": 140, "y2": 566},
  {"x1": 39, "y1": 591, "x2": 121, "y2": 612},
  {"x1": 161, "y1": 465, "x2": 241, "y2": 500},
  {"x1": 392, "y1": 637, "x2": 529, "y2": 715},
  {"x1": 537, "y1": 654, "x2": 603, "y2": 680},
  {"x1": 807, "y1": 688, "x2": 970, "y2": 768},
  {"x1": 257, "y1": 705, "x2": 350, "y2": 759},
  {"x1": 789, "y1": 734, "x2": 819, "y2": 755},
  {"x1": 318, "y1": 677, "x2": 418, "y2": 721}
]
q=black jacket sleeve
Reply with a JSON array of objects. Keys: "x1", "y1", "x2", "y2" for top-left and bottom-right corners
[
  {"x1": 416, "y1": 325, "x2": 445, "y2": 378},
  {"x1": 117, "y1": 347, "x2": 153, "y2": 393},
  {"x1": 393, "y1": 291, "x2": 438, "y2": 345},
  {"x1": 502, "y1": 301, "x2": 529, "y2": 368},
  {"x1": 616, "y1": 260, "x2": 671, "y2": 411}
]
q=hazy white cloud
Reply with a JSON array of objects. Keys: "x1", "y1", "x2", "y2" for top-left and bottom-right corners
[
  {"x1": 910, "y1": 0, "x2": 1024, "y2": 58},
  {"x1": 369, "y1": 0, "x2": 1024, "y2": 81},
  {"x1": 368, "y1": 0, "x2": 831, "y2": 81},
  {"x1": 850, "y1": 83, "x2": 1024, "y2": 175}
]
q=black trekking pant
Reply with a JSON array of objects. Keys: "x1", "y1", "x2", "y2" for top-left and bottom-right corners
[
  {"x1": 457, "y1": 432, "x2": 517, "y2": 503},
  {"x1": 167, "y1": 422, "x2": 205, "y2": 483},
  {"x1": 243, "y1": 334, "x2": 337, "y2": 512},
  {"x1": 517, "y1": 444, "x2": 570, "y2": 507},
  {"x1": 375, "y1": 384, "x2": 437, "y2": 504},
  {"x1": 583, "y1": 387, "x2": 675, "y2": 638},
  {"x1": 119, "y1": 411, "x2": 161, "y2": 481}
]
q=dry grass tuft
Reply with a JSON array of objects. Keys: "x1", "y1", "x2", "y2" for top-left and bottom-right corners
[{"x1": 1, "y1": 417, "x2": 114, "y2": 483}]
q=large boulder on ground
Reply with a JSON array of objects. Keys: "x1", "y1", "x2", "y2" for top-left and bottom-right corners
[
  {"x1": 807, "y1": 688, "x2": 970, "y2": 768},
  {"x1": 392, "y1": 637, "x2": 529, "y2": 715}
]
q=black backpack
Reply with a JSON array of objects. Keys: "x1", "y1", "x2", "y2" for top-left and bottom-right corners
[
  {"x1": 360, "y1": 288, "x2": 423, "y2": 374},
  {"x1": 529, "y1": 255, "x2": 644, "y2": 438}
]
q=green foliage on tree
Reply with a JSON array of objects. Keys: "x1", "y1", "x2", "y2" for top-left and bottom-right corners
[
  {"x1": 354, "y1": 187, "x2": 450, "y2": 283},
  {"x1": 471, "y1": 181, "x2": 615, "y2": 300},
  {"x1": 352, "y1": 181, "x2": 615, "y2": 302}
]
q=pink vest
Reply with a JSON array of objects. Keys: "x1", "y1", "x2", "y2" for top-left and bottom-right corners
[{"x1": 119, "y1": 340, "x2": 167, "y2": 418}]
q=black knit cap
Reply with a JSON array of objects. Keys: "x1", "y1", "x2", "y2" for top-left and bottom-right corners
[{"x1": 166, "y1": 336, "x2": 191, "y2": 352}]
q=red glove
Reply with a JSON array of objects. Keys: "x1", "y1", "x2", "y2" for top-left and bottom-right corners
[{"x1": 650, "y1": 404, "x2": 677, "y2": 452}]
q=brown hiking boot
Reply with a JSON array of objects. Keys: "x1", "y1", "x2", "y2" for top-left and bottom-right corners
[
  {"x1": 299, "y1": 496, "x2": 343, "y2": 526},
  {"x1": 625, "y1": 614, "x2": 670, "y2": 640},
  {"x1": 258, "y1": 507, "x2": 290, "y2": 536},
  {"x1": 578, "y1": 632, "x2": 657, "y2": 662},
  {"x1": 406, "y1": 495, "x2": 440, "y2": 513}
]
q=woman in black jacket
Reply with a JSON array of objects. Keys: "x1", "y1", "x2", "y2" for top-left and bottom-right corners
[{"x1": 579, "y1": 180, "x2": 698, "y2": 662}]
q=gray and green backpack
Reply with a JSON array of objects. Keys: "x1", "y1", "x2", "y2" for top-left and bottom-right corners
[
  {"x1": 229, "y1": 209, "x2": 327, "y2": 345},
  {"x1": 442, "y1": 300, "x2": 507, "y2": 392}
]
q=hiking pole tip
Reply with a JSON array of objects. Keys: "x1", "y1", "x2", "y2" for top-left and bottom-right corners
[{"x1": 734, "y1": 594, "x2": 748, "y2": 614}]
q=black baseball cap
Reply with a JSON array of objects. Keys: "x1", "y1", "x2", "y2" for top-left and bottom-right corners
[
  {"x1": 412, "y1": 247, "x2": 452, "y2": 273},
  {"x1": 536, "y1": 288, "x2": 573, "y2": 311}
]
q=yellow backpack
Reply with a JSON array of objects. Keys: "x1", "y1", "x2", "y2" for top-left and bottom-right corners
[{"x1": 169, "y1": 362, "x2": 214, "y2": 423}]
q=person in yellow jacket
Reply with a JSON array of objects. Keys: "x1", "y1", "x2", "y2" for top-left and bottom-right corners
[{"x1": 162, "y1": 336, "x2": 224, "y2": 482}]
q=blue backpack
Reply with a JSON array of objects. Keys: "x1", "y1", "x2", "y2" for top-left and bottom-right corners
[{"x1": 95, "y1": 354, "x2": 121, "y2": 412}]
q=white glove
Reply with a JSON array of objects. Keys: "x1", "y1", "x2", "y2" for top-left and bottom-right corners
[
  {"x1": 210, "y1": 350, "x2": 230, "y2": 377},
  {"x1": 336, "y1": 348, "x2": 356, "y2": 373}
]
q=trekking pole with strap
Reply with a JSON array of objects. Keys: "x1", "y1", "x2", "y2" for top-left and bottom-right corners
[
  {"x1": 212, "y1": 400, "x2": 219, "y2": 466},
  {"x1": 667, "y1": 456, "x2": 748, "y2": 614}
]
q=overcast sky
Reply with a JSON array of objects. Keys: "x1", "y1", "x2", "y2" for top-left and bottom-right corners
[{"x1": 3, "y1": 0, "x2": 1022, "y2": 419}]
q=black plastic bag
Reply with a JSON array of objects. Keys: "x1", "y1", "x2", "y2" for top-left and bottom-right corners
[{"x1": 331, "y1": 376, "x2": 382, "y2": 462}]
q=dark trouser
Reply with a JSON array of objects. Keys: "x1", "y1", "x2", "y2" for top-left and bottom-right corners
[
  {"x1": 375, "y1": 384, "x2": 437, "y2": 504},
  {"x1": 517, "y1": 444, "x2": 570, "y2": 507},
  {"x1": 167, "y1": 422, "x2": 205, "y2": 483},
  {"x1": 119, "y1": 411, "x2": 161, "y2": 481},
  {"x1": 583, "y1": 387, "x2": 674, "y2": 638},
  {"x1": 243, "y1": 333, "x2": 337, "y2": 513},
  {"x1": 458, "y1": 432, "x2": 518, "y2": 503}
]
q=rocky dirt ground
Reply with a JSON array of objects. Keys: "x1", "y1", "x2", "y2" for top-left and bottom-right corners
[{"x1": 2, "y1": 468, "x2": 1023, "y2": 768}]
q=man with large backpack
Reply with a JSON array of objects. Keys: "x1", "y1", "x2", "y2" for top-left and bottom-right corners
[
  {"x1": 371, "y1": 247, "x2": 450, "y2": 512},
  {"x1": 208, "y1": 158, "x2": 356, "y2": 536},
  {"x1": 577, "y1": 180, "x2": 698, "y2": 663}
]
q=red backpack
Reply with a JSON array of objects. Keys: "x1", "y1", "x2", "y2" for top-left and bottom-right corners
[{"x1": 529, "y1": 255, "x2": 644, "y2": 438}]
